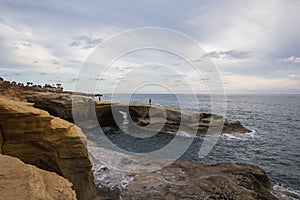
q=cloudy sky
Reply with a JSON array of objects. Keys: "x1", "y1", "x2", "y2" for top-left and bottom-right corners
[{"x1": 0, "y1": 0, "x2": 299, "y2": 94}]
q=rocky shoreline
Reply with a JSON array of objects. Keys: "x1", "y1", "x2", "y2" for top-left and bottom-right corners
[
  {"x1": 0, "y1": 78, "x2": 251, "y2": 137},
  {"x1": 17, "y1": 91, "x2": 251, "y2": 136},
  {"x1": 0, "y1": 79, "x2": 299, "y2": 200}
]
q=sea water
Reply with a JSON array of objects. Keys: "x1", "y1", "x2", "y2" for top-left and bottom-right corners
[{"x1": 87, "y1": 94, "x2": 300, "y2": 193}]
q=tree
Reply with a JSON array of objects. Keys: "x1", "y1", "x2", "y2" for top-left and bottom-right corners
[{"x1": 26, "y1": 82, "x2": 33, "y2": 87}]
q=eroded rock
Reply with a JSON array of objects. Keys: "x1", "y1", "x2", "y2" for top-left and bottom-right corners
[
  {"x1": 123, "y1": 161, "x2": 277, "y2": 200},
  {"x1": 18, "y1": 92, "x2": 251, "y2": 136},
  {"x1": 88, "y1": 145, "x2": 279, "y2": 200},
  {"x1": 0, "y1": 97, "x2": 96, "y2": 200},
  {"x1": 0, "y1": 154, "x2": 76, "y2": 200}
]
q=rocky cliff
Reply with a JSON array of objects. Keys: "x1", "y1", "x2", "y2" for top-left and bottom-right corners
[
  {"x1": 0, "y1": 78, "x2": 297, "y2": 200},
  {"x1": 15, "y1": 92, "x2": 250, "y2": 137},
  {"x1": 0, "y1": 96, "x2": 96, "y2": 200},
  {"x1": 103, "y1": 103, "x2": 250, "y2": 136},
  {"x1": 0, "y1": 154, "x2": 76, "y2": 200},
  {"x1": 0, "y1": 79, "x2": 250, "y2": 136}
]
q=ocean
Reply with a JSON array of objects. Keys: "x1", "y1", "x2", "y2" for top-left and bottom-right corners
[{"x1": 87, "y1": 94, "x2": 300, "y2": 193}]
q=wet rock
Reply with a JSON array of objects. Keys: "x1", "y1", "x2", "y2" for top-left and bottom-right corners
[{"x1": 88, "y1": 145, "x2": 278, "y2": 200}]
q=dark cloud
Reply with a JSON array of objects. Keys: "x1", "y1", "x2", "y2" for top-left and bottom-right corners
[
  {"x1": 123, "y1": 66, "x2": 134, "y2": 70},
  {"x1": 192, "y1": 58, "x2": 203, "y2": 62},
  {"x1": 21, "y1": 42, "x2": 32, "y2": 47},
  {"x1": 173, "y1": 79, "x2": 183, "y2": 83},
  {"x1": 194, "y1": 78, "x2": 210, "y2": 81},
  {"x1": 93, "y1": 77, "x2": 106, "y2": 81},
  {"x1": 12, "y1": 41, "x2": 32, "y2": 49},
  {"x1": 70, "y1": 35, "x2": 102, "y2": 49},
  {"x1": 53, "y1": 60, "x2": 60, "y2": 65},
  {"x1": 172, "y1": 82, "x2": 188, "y2": 87},
  {"x1": 203, "y1": 50, "x2": 250, "y2": 59},
  {"x1": 39, "y1": 72, "x2": 47, "y2": 75},
  {"x1": 113, "y1": 66, "x2": 125, "y2": 71},
  {"x1": 162, "y1": 74, "x2": 187, "y2": 78},
  {"x1": 69, "y1": 78, "x2": 80, "y2": 82}
]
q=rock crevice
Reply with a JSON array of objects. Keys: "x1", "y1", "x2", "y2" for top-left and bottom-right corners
[{"x1": 0, "y1": 126, "x2": 3, "y2": 154}]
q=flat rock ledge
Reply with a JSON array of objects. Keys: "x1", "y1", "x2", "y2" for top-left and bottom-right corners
[
  {"x1": 88, "y1": 145, "x2": 280, "y2": 200},
  {"x1": 0, "y1": 80, "x2": 251, "y2": 137},
  {"x1": 18, "y1": 92, "x2": 251, "y2": 137}
]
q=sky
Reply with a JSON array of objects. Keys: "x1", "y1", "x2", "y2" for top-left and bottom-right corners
[{"x1": 0, "y1": 0, "x2": 299, "y2": 94}]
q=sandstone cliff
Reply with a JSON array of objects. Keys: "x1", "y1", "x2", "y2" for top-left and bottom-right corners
[
  {"x1": 0, "y1": 79, "x2": 250, "y2": 136},
  {"x1": 0, "y1": 96, "x2": 96, "y2": 200},
  {"x1": 0, "y1": 154, "x2": 76, "y2": 200},
  {"x1": 0, "y1": 78, "x2": 295, "y2": 200},
  {"x1": 16, "y1": 92, "x2": 250, "y2": 136}
]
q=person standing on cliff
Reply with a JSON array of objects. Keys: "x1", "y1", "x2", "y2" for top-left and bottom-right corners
[{"x1": 149, "y1": 98, "x2": 152, "y2": 105}]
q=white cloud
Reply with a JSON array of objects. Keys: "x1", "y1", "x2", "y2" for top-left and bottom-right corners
[
  {"x1": 203, "y1": 50, "x2": 251, "y2": 60},
  {"x1": 0, "y1": 22, "x2": 75, "y2": 73},
  {"x1": 222, "y1": 74, "x2": 300, "y2": 92},
  {"x1": 278, "y1": 56, "x2": 300, "y2": 63},
  {"x1": 186, "y1": 0, "x2": 300, "y2": 55},
  {"x1": 0, "y1": 0, "x2": 299, "y2": 93}
]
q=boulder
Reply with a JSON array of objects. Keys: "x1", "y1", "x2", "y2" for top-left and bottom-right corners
[
  {"x1": 0, "y1": 154, "x2": 76, "y2": 200},
  {"x1": 0, "y1": 97, "x2": 96, "y2": 200},
  {"x1": 89, "y1": 145, "x2": 278, "y2": 200},
  {"x1": 123, "y1": 160, "x2": 277, "y2": 200}
]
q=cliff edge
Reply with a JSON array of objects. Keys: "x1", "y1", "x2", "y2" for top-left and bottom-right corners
[{"x1": 0, "y1": 96, "x2": 96, "y2": 200}]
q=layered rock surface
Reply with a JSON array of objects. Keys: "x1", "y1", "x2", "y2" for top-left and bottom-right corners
[
  {"x1": 88, "y1": 144, "x2": 279, "y2": 200},
  {"x1": 0, "y1": 96, "x2": 96, "y2": 200},
  {"x1": 1, "y1": 78, "x2": 297, "y2": 200},
  {"x1": 16, "y1": 92, "x2": 250, "y2": 136},
  {"x1": 0, "y1": 154, "x2": 76, "y2": 200},
  {"x1": 106, "y1": 103, "x2": 250, "y2": 135},
  {"x1": 0, "y1": 80, "x2": 250, "y2": 136},
  {"x1": 124, "y1": 161, "x2": 277, "y2": 200}
]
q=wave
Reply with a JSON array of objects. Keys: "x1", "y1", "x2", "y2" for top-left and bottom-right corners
[
  {"x1": 166, "y1": 131, "x2": 196, "y2": 138},
  {"x1": 272, "y1": 184, "x2": 300, "y2": 200},
  {"x1": 118, "y1": 110, "x2": 129, "y2": 125}
]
